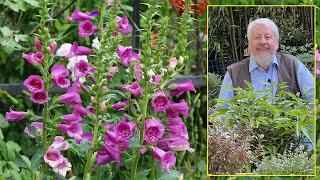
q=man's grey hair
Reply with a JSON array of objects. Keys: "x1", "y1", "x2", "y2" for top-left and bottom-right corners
[{"x1": 247, "y1": 18, "x2": 279, "y2": 41}]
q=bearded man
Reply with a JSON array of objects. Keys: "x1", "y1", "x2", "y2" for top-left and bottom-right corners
[{"x1": 218, "y1": 18, "x2": 314, "y2": 101}]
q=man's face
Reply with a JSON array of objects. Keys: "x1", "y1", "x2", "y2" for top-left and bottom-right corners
[{"x1": 248, "y1": 24, "x2": 279, "y2": 60}]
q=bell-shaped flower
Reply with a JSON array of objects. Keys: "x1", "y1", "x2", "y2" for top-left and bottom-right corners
[
  {"x1": 112, "y1": 99, "x2": 129, "y2": 111},
  {"x1": 60, "y1": 88, "x2": 82, "y2": 104},
  {"x1": 66, "y1": 42, "x2": 93, "y2": 58},
  {"x1": 31, "y1": 90, "x2": 48, "y2": 104},
  {"x1": 114, "y1": 121, "x2": 136, "y2": 141},
  {"x1": 52, "y1": 157, "x2": 72, "y2": 177},
  {"x1": 105, "y1": 130, "x2": 129, "y2": 151},
  {"x1": 4, "y1": 106, "x2": 27, "y2": 124},
  {"x1": 168, "y1": 79, "x2": 196, "y2": 96},
  {"x1": 134, "y1": 64, "x2": 142, "y2": 81},
  {"x1": 34, "y1": 37, "x2": 42, "y2": 50},
  {"x1": 22, "y1": 52, "x2": 44, "y2": 65},
  {"x1": 167, "y1": 135, "x2": 194, "y2": 153},
  {"x1": 69, "y1": 103, "x2": 88, "y2": 117},
  {"x1": 87, "y1": 9, "x2": 100, "y2": 17},
  {"x1": 127, "y1": 81, "x2": 143, "y2": 97},
  {"x1": 49, "y1": 136, "x2": 70, "y2": 151},
  {"x1": 116, "y1": 16, "x2": 131, "y2": 34},
  {"x1": 156, "y1": 138, "x2": 170, "y2": 150},
  {"x1": 58, "y1": 121, "x2": 83, "y2": 139},
  {"x1": 168, "y1": 57, "x2": 178, "y2": 71},
  {"x1": 24, "y1": 122, "x2": 43, "y2": 138},
  {"x1": 78, "y1": 20, "x2": 99, "y2": 37},
  {"x1": 95, "y1": 145, "x2": 122, "y2": 170},
  {"x1": 24, "y1": 75, "x2": 44, "y2": 93},
  {"x1": 74, "y1": 60, "x2": 96, "y2": 78},
  {"x1": 76, "y1": 133, "x2": 93, "y2": 144},
  {"x1": 165, "y1": 100, "x2": 189, "y2": 118},
  {"x1": 51, "y1": 64, "x2": 70, "y2": 88},
  {"x1": 49, "y1": 41, "x2": 57, "y2": 55},
  {"x1": 116, "y1": 45, "x2": 140, "y2": 67},
  {"x1": 167, "y1": 117, "x2": 188, "y2": 139},
  {"x1": 106, "y1": 66, "x2": 118, "y2": 80},
  {"x1": 151, "y1": 90, "x2": 170, "y2": 112},
  {"x1": 151, "y1": 147, "x2": 176, "y2": 174},
  {"x1": 62, "y1": 110, "x2": 82, "y2": 124},
  {"x1": 56, "y1": 43, "x2": 72, "y2": 57},
  {"x1": 151, "y1": 74, "x2": 163, "y2": 87},
  {"x1": 66, "y1": 8, "x2": 92, "y2": 22},
  {"x1": 52, "y1": 76, "x2": 70, "y2": 89},
  {"x1": 44, "y1": 148, "x2": 64, "y2": 168},
  {"x1": 144, "y1": 118, "x2": 164, "y2": 143}
]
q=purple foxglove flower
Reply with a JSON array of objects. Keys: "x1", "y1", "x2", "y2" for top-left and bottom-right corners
[
  {"x1": 85, "y1": 103, "x2": 96, "y2": 114},
  {"x1": 60, "y1": 88, "x2": 81, "y2": 104},
  {"x1": 94, "y1": 145, "x2": 123, "y2": 170},
  {"x1": 52, "y1": 76, "x2": 70, "y2": 89},
  {"x1": 52, "y1": 157, "x2": 72, "y2": 177},
  {"x1": 31, "y1": 91, "x2": 48, "y2": 104},
  {"x1": 58, "y1": 121, "x2": 83, "y2": 139},
  {"x1": 168, "y1": 79, "x2": 196, "y2": 96},
  {"x1": 165, "y1": 100, "x2": 189, "y2": 118},
  {"x1": 44, "y1": 148, "x2": 64, "y2": 168},
  {"x1": 134, "y1": 64, "x2": 142, "y2": 81},
  {"x1": 69, "y1": 103, "x2": 88, "y2": 117},
  {"x1": 151, "y1": 147, "x2": 176, "y2": 174},
  {"x1": 74, "y1": 60, "x2": 96, "y2": 78},
  {"x1": 78, "y1": 20, "x2": 99, "y2": 37},
  {"x1": 144, "y1": 118, "x2": 164, "y2": 143},
  {"x1": 116, "y1": 16, "x2": 131, "y2": 34},
  {"x1": 168, "y1": 57, "x2": 178, "y2": 71},
  {"x1": 4, "y1": 106, "x2": 27, "y2": 124},
  {"x1": 49, "y1": 136, "x2": 70, "y2": 151},
  {"x1": 24, "y1": 122, "x2": 43, "y2": 138},
  {"x1": 67, "y1": 8, "x2": 91, "y2": 22},
  {"x1": 151, "y1": 90, "x2": 170, "y2": 112},
  {"x1": 24, "y1": 75, "x2": 44, "y2": 93},
  {"x1": 106, "y1": 66, "x2": 118, "y2": 80},
  {"x1": 62, "y1": 110, "x2": 82, "y2": 124},
  {"x1": 114, "y1": 121, "x2": 136, "y2": 140},
  {"x1": 66, "y1": 42, "x2": 93, "y2": 58},
  {"x1": 120, "y1": 84, "x2": 128, "y2": 91},
  {"x1": 22, "y1": 52, "x2": 44, "y2": 65},
  {"x1": 76, "y1": 133, "x2": 93, "y2": 144},
  {"x1": 157, "y1": 138, "x2": 170, "y2": 150},
  {"x1": 112, "y1": 99, "x2": 129, "y2": 111},
  {"x1": 34, "y1": 37, "x2": 42, "y2": 50},
  {"x1": 127, "y1": 81, "x2": 143, "y2": 97},
  {"x1": 167, "y1": 117, "x2": 188, "y2": 139},
  {"x1": 116, "y1": 45, "x2": 140, "y2": 67},
  {"x1": 152, "y1": 74, "x2": 163, "y2": 87},
  {"x1": 72, "y1": 79, "x2": 90, "y2": 92},
  {"x1": 87, "y1": 9, "x2": 100, "y2": 17},
  {"x1": 168, "y1": 135, "x2": 194, "y2": 153},
  {"x1": 107, "y1": 0, "x2": 120, "y2": 6},
  {"x1": 49, "y1": 41, "x2": 57, "y2": 55},
  {"x1": 105, "y1": 130, "x2": 129, "y2": 151},
  {"x1": 51, "y1": 64, "x2": 70, "y2": 77},
  {"x1": 56, "y1": 43, "x2": 72, "y2": 57}
]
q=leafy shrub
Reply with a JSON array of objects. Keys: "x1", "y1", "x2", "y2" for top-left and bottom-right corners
[{"x1": 208, "y1": 72, "x2": 222, "y2": 107}]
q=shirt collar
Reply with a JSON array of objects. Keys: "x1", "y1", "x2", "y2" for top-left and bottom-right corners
[{"x1": 249, "y1": 54, "x2": 278, "y2": 72}]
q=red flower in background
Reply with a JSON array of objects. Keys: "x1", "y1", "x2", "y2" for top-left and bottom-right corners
[{"x1": 171, "y1": 0, "x2": 208, "y2": 16}]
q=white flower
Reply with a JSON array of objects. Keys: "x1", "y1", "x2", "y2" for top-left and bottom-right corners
[
  {"x1": 56, "y1": 43, "x2": 72, "y2": 57},
  {"x1": 67, "y1": 55, "x2": 88, "y2": 82},
  {"x1": 92, "y1": 37, "x2": 101, "y2": 50}
]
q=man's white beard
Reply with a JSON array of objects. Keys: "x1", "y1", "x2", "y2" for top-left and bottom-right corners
[{"x1": 253, "y1": 53, "x2": 274, "y2": 69}]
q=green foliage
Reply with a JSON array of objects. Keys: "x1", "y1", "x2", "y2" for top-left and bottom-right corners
[{"x1": 208, "y1": 72, "x2": 222, "y2": 107}]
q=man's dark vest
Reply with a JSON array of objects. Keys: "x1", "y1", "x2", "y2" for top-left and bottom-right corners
[{"x1": 226, "y1": 52, "x2": 300, "y2": 94}]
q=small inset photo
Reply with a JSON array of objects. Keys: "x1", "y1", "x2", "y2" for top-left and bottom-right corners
[{"x1": 207, "y1": 6, "x2": 315, "y2": 176}]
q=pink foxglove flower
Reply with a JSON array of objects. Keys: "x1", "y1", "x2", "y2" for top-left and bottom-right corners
[
  {"x1": 44, "y1": 148, "x2": 64, "y2": 168},
  {"x1": 52, "y1": 157, "x2": 72, "y2": 177},
  {"x1": 151, "y1": 147, "x2": 176, "y2": 174},
  {"x1": 134, "y1": 64, "x2": 142, "y2": 81},
  {"x1": 168, "y1": 79, "x2": 196, "y2": 96},
  {"x1": 76, "y1": 133, "x2": 93, "y2": 144},
  {"x1": 31, "y1": 91, "x2": 48, "y2": 104},
  {"x1": 58, "y1": 121, "x2": 83, "y2": 140},
  {"x1": 126, "y1": 81, "x2": 143, "y2": 97},
  {"x1": 24, "y1": 75, "x2": 44, "y2": 93},
  {"x1": 165, "y1": 100, "x2": 189, "y2": 118},
  {"x1": 74, "y1": 60, "x2": 96, "y2": 78},
  {"x1": 78, "y1": 20, "x2": 99, "y2": 37},
  {"x1": 49, "y1": 136, "x2": 70, "y2": 151},
  {"x1": 60, "y1": 88, "x2": 81, "y2": 104},
  {"x1": 168, "y1": 136, "x2": 194, "y2": 153},
  {"x1": 114, "y1": 121, "x2": 136, "y2": 141},
  {"x1": 167, "y1": 117, "x2": 188, "y2": 139},
  {"x1": 116, "y1": 45, "x2": 140, "y2": 67},
  {"x1": 116, "y1": 16, "x2": 131, "y2": 34},
  {"x1": 106, "y1": 66, "x2": 118, "y2": 79},
  {"x1": 151, "y1": 90, "x2": 170, "y2": 112},
  {"x1": 105, "y1": 130, "x2": 129, "y2": 151},
  {"x1": 4, "y1": 106, "x2": 27, "y2": 124},
  {"x1": 69, "y1": 103, "x2": 88, "y2": 117},
  {"x1": 62, "y1": 110, "x2": 82, "y2": 124},
  {"x1": 144, "y1": 118, "x2": 164, "y2": 143},
  {"x1": 95, "y1": 145, "x2": 123, "y2": 170},
  {"x1": 87, "y1": 9, "x2": 100, "y2": 17},
  {"x1": 56, "y1": 43, "x2": 72, "y2": 57},
  {"x1": 51, "y1": 64, "x2": 70, "y2": 88},
  {"x1": 24, "y1": 122, "x2": 43, "y2": 138},
  {"x1": 22, "y1": 52, "x2": 44, "y2": 65},
  {"x1": 66, "y1": 42, "x2": 93, "y2": 58},
  {"x1": 52, "y1": 76, "x2": 70, "y2": 89},
  {"x1": 151, "y1": 74, "x2": 163, "y2": 87},
  {"x1": 49, "y1": 41, "x2": 57, "y2": 55},
  {"x1": 112, "y1": 99, "x2": 129, "y2": 111},
  {"x1": 67, "y1": 8, "x2": 92, "y2": 22},
  {"x1": 34, "y1": 37, "x2": 42, "y2": 50},
  {"x1": 168, "y1": 57, "x2": 178, "y2": 71}
]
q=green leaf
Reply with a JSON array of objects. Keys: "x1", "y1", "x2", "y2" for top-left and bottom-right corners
[
  {"x1": 5, "y1": 0, "x2": 27, "y2": 12},
  {"x1": 198, "y1": 159, "x2": 206, "y2": 172},
  {"x1": 31, "y1": 153, "x2": 42, "y2": 169},
  {"x1": 23, "y1": 0, "x2": 39, "y2": 7},
  {"x1": 15, "y1": 152, "x2": 31, "y2": 169},
  {"x1": 0, "y1": 26, "x2": 13, "y2": 36},
  {"x1": 14, "y1": 34, "x2": 29, "y2": 42},
  {"x1": 30, "y1": 115, "x2": 43, "y2": 121},
  {"x1": 0, "y1": 140, "x2": 8, "y2": 160},
  {"x1": 134, "y1": 169, "x2": 151, "y2": 180},
  {"x1": 10, "y1": 169, "x2": 21, "y2": 180},
  {"x1": 1, "y1": 39, "x2": 23, "y2": 54},
  {"x1": 21, "y1": 169, "x2": 33, "y2": 180},
  {"x1": 6, "y1": 141, "x2": 21, "y2": 161},
  {"x1": 158, "y1": 170, "x2": 180, "y2": 180},
  {"x1": 8, "y1": 161, "x2": 20, "y2": 172},
  {"x1": 301, "y1": 127, "x2": 313, "y2": 146}
]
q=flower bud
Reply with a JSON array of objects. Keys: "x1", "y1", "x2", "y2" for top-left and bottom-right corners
[
  {"x1": 34, "y1": 37, "x2": 42, "y2": 50},
  {"x1": 49, "y1": 41, "x2": 57, "y2": 55},
  {"x1": 168, "y1": 57, "x2": 178, "y2": 71}
]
